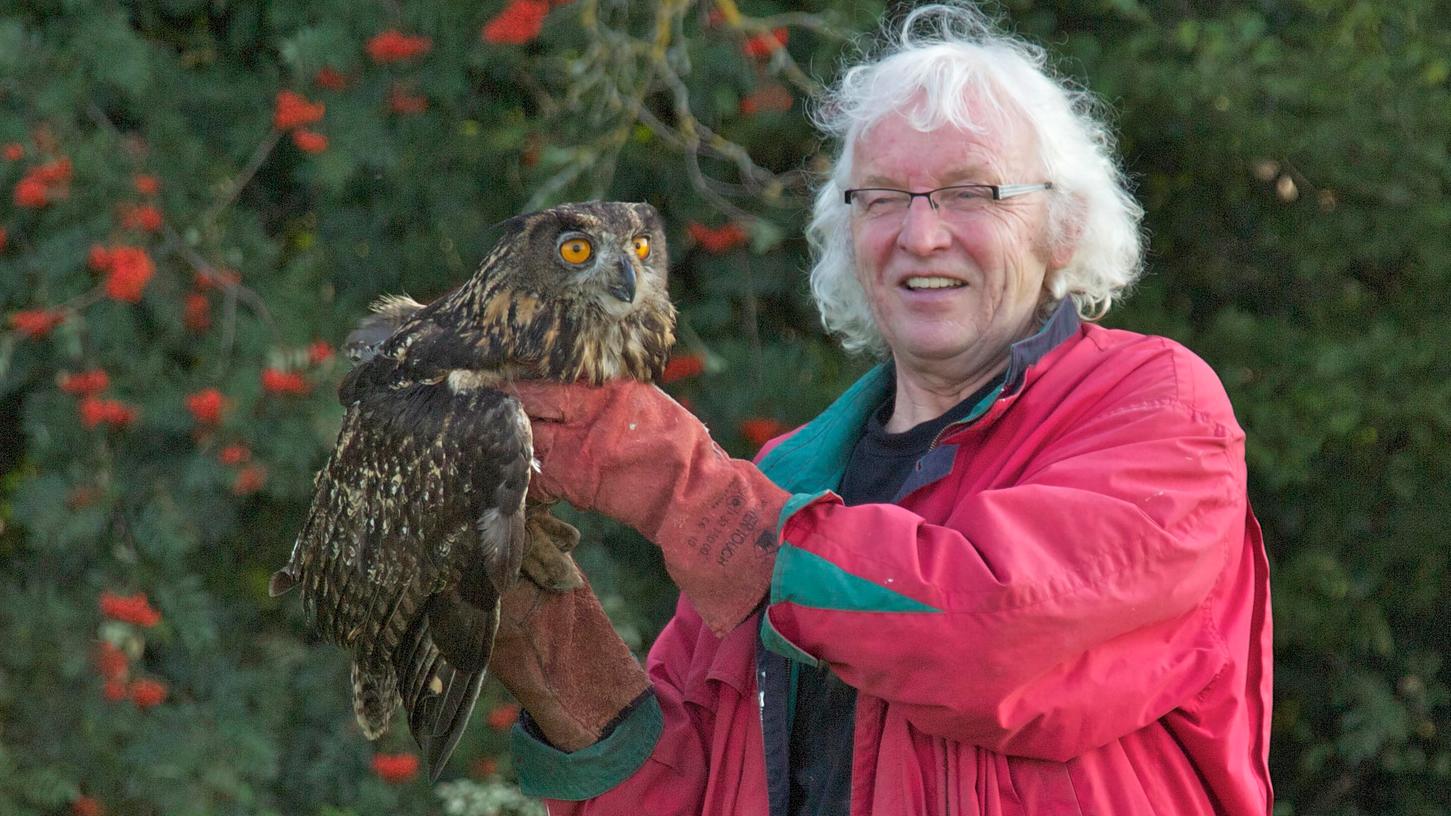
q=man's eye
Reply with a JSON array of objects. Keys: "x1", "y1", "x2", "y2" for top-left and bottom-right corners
[
  {"x1": 942, "y1": 187, "x2": 986, "y2": 204},
  {"x1": 937, "y1": 187, "x2": 997, "y2": 212}
]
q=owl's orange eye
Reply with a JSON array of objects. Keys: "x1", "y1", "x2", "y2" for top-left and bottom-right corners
[
  {"x1": 559, "y1": 237, "x2": 593, "y2": 265},
  {"x1": 632, "y1": 235, "x2": 651, "y2": 260}
]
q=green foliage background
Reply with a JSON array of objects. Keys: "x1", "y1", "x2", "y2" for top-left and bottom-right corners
[{"x1": 0, "y1": 1, "x2": 1446, "y2": 814}]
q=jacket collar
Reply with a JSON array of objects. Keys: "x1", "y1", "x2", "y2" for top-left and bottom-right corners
[
  {"x1": 756, "y1": 299, "x2": 1081, "y2": 494},
  {"x1": 1004, "y1": 297, "x2": 1081, "y2": 394}
]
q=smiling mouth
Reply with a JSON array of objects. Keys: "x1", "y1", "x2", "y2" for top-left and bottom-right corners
[{"x1": 902, "y1": 276, "x2": 966, "y2": 291}]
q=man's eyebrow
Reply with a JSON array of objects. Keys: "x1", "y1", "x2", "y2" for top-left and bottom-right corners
[
  {"x1": 857, "y1": 175, "x2": 902, "y2": 188},
  {"x1": 939, "y1": 167, "x2": 997, "y2": 185}
]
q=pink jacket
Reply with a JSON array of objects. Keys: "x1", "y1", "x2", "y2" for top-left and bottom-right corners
[{"x1": 515, "y1": 308, "x2": 1274, "y2": 815}]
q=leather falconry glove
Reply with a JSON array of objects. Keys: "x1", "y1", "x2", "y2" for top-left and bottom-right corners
[
  {"x1": 509, "y1": 379, "x2": 789, "y2": 635},
  {"x1": 487, "y1": 572, "x2": 649, "y2": 752}
]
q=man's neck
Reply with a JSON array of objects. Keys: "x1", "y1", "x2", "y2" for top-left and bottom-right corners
[{"x1": 885, "y1": 356, "x2": 1009, "y2": 433}]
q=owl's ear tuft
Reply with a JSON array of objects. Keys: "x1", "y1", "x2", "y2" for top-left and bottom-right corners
[
  {"x1": 630, "y1": 201, "x2": 662, "y2": 228},
  {"x1": 494, "y1": 213, "x2": 532, "y2": 234}
]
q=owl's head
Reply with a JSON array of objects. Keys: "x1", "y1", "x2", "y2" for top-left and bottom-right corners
[
  {"x1": 492, "y1": 201, "x2": 670, "y2": 318},
  {"x1": 438, "y1": 201, "x2": 676, "y2": 382}
]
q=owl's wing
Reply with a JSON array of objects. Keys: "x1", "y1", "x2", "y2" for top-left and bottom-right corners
[
  {"x1": 339, "y1": 306, "x2": 511, "y2": 403},
  {"x1": 271, "y1": 367, "x2": 530, "y2": 779}
]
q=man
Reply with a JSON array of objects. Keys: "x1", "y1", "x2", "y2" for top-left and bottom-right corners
[{"x1": 491, "y1": 4, "x2": 1273, "y2": 814}]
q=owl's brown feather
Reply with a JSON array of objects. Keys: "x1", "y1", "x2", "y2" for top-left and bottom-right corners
[{"x1": 271, "y1": 201, "x2": 675, "y2": 781}]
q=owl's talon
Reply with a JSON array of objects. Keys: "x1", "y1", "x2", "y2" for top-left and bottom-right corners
[
  {"x1": 523, "y1": 504, "x2": 585, "y2": 592},
  {"x1": 522, "y1": 546, "x2": 585, "y2": 592},
  {"x1": 527, "y1": 504, "x2": 581, "y2": 553}
]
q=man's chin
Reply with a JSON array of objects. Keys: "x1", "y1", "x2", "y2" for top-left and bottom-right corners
[{"x1": 892, "y1": 337, "x2": 980, "y2": 368}]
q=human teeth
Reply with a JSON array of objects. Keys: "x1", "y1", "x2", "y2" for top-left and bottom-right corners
[{"x1": 904, "y1": 276, "x2": 964, "y2": 289}]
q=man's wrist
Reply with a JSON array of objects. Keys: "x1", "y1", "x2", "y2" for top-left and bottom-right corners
[
  {"x1": 653, "y1": 458, "x2": 790, "y2": 635},
  {"x1": 518, "y1": 689, "x2": 653, "y2": 751}
]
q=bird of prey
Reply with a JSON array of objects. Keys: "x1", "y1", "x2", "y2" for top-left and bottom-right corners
[{"x1": 269, "y1": 201, "x2": 676, "y2": 781}]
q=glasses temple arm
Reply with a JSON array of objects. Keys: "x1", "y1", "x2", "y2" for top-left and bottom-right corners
[{"x1": 993, "y1": 182, "x2": 1054, "y2": 200}]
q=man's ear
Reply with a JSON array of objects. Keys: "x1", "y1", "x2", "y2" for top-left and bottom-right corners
[{"x1": 1049, "y1": 193, "x2": 1086, "y2": 271}]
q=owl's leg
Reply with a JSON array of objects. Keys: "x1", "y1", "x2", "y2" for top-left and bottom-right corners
[{"x1": 521, "y1": 501, "x2": 585, "y2": 592}]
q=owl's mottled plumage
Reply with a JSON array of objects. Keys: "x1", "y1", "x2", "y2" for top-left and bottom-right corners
[{"x1": 270, "y1": 201, "x2": 675, "y2": 780}]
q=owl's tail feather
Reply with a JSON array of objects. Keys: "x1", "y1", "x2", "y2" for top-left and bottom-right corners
[
  {"x1": 419, "y1": 664, "x2": 486, "y2": 783},
  {"x1": 394, "y1": 628, "x2": 485, "y2": 783},
  {"x1": 394, "y1": 592, "x2": 497, "y2": 781},
  {"x1": 352, "y1": 660, "x2": 399, "y2": 740},
  {"x1": 426, "y1": 588, "x2": 497, "y2": 672}
]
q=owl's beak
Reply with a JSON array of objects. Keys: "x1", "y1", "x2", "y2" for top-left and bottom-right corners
[{"x1": 607, "y1": 256, "x2": 637, "y2": 303}]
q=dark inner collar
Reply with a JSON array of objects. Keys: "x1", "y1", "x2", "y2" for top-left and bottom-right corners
[{"x1": 862, "y1": 369, "x2": 1005, "y2": 454}]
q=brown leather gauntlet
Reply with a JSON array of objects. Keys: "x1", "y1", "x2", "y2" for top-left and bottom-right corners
[{"x1": 488, "y1": 574, "x2": 650, "y2": 752}]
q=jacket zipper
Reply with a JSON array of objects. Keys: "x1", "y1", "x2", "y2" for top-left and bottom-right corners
[
  {"x1": 927, "y1": 385, "x2": 1010, "y2": 453},
  {"x1": 926, "y1": 418, "x2": 967, "y2": 453}
]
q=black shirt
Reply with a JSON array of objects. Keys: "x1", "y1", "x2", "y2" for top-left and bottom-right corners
[{"x1": 786, "y1": 371, "x2": 1005, "y2": 816}]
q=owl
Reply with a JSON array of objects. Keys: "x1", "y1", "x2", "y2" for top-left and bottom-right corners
[{"x1": 269, "y1": 201, "x2": 676, "y2": 781}]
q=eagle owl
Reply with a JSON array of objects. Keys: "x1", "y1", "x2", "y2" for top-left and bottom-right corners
[{"x1": 270, "y1": 201, "x2": 676, "y2": 780}]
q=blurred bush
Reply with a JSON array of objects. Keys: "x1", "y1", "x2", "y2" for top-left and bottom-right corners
[{"x1": 0, "y1": 1, "x2": 1444, "y2": 814}]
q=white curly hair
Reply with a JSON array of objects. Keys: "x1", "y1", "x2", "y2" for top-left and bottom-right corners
[{"x1": 807, "y1": 2, "x2": 1144, "y2": 357}]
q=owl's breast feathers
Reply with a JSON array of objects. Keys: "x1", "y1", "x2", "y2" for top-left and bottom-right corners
[{"x1": 475, "y1": 290, "x2": 676, "y2": 384}]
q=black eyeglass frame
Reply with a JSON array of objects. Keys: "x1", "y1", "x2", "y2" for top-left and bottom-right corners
[{"x1": 842, "y1": 182, "x2": 1054, "y2": 208}]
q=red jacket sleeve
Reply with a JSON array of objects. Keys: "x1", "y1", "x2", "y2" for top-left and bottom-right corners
[{"x1": 763, "y1": 347, "x2": 1244, "y2": 761}]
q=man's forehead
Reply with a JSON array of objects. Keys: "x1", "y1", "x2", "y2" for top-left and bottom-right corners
[{"x1": 851, "y1": 111, "x2": 1037, "y2": 184}]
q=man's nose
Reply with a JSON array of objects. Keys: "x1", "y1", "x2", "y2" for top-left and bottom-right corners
[{"x1": 895, "y1": 196, "x2": 951, "y2": 254}]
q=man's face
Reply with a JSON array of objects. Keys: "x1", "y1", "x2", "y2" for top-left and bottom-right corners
[{"x1": 849, "y1": 102, "x2": 1063, "y2": 383}]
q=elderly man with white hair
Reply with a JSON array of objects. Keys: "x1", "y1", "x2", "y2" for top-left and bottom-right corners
[{"x1": 493, "y1": 4, "x2": 1273, "y2": 814}]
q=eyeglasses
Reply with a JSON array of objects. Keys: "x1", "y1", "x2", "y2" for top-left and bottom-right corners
[{"x1": 843, "y1": 183, "x2": 1053, "y2": 220}]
